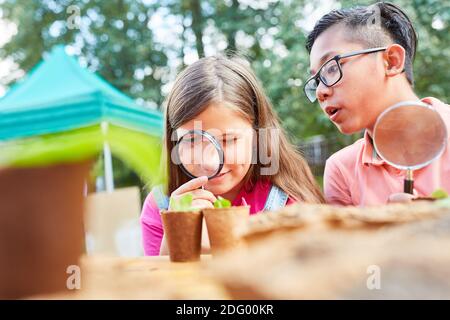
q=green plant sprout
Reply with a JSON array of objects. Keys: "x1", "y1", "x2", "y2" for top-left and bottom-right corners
[
  {"x1": 214, "y1": 196, "x2": 232, "y2": 208},
  {"x1": 431, "y1": 188, "x2": 449, "y2": 200},
  {"x1": 429, "y1": 188, "x2": 450, "y2": 209},
  {"x1": 168, "y1": 194, "x2": 200, "y2": 212}
]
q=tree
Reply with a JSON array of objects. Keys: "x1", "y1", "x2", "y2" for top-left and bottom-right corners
[
  {"x1": 1, "y1": 0, "x2": 448, "y2": 182},
  {"x1": 0, "y1": 0, "x2": 168, "y2": 106}
]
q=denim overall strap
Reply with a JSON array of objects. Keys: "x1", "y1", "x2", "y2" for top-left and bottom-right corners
[
  {"x1": 151, "y1": 185, "x2": 170, "y2": 210},
  {"x1": 263, "y1": 184, "x2": 289, "y2": 212}
]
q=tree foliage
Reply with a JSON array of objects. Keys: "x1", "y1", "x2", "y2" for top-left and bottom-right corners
[{"x1": 1, "y1": 0, "x2": 448, "y2": 186}]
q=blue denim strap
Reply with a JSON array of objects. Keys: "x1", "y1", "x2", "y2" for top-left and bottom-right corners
[
  {"x1": 263, "y1": 184, "x2": 289, "y2": 212},
  {"x1": 152, "y1": 184, "x2": 287, "y2": 212},
  {"x1": 151, "y1": 185, "x2": 170, "y2": 210}
]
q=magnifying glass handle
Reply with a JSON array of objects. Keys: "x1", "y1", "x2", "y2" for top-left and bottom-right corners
[
  {"x1": 404, "y1": 169, "x2": 414, "y2": 194},
  {"x1": 404, "y1": 179, "x2": 414, "y2": 194}
]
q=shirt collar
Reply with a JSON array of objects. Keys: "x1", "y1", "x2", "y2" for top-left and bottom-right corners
[{"x1": 362, "y1": 130, "x2": 385, "y2": 166}]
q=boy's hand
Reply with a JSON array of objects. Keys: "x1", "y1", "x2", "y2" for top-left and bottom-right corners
[
  {"x1": 388, "y1": 192, "x2": 417, "y2": 204},
  {"x1": 169, "y1": 176, "x2": 217, "y2": 210}
]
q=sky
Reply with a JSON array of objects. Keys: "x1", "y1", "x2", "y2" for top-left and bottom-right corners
[{"x1": 0, "y1": 16, "x2": 20, "y2": 97}]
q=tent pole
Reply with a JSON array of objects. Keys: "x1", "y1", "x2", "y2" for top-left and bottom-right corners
[
  {"x1": 102, "y1": 122, "x2": 114, "y2": 193},
  {"x1": 103, "y1": 142, "x2": 114, "y2": 193}
]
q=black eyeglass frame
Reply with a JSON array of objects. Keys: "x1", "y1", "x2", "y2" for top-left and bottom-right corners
[{"x1": 303, "y1": 47, "x2": 388, "y2": 103}]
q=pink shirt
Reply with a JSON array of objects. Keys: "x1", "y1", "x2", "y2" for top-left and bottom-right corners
[
  {"x1": 324, "y1": 97, "x2": 450, "y2": 206},
  {"x1": 140, "y1": 179, "x2": 295, "y2": 255}
]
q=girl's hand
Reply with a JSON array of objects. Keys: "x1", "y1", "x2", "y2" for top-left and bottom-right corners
[{"x1": 169, "y1": 176, "x2": 217, "y2": 210}]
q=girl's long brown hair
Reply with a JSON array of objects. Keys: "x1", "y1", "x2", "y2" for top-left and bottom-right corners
[{"x1": 161, "y1": 55, "x2": 325, "y2": 204}]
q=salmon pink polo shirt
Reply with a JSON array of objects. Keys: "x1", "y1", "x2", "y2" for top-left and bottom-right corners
[
  {"x1": 324, "y1": 97, "x2": 450, "y2": 206},
  {"x1": 140, "y1": 179, "x2": 295, "y2": 256}
]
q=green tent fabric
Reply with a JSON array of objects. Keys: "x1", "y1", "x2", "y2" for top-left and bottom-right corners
[
  {"x1": 0, "y1": 45, "x2": 163, "y2": 141},
  {"x1": 0, "y1": 124, "x2": 165, "y2": 185}
]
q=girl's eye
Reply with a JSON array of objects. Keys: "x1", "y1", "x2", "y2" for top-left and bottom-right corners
[{"x1": 223, "y1": 137, "x2": 238, "y2": 145}]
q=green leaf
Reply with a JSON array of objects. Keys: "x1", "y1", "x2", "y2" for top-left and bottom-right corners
[
  {"x1": 168, "y1": 193, "x2": 198, "y2": 212},
  {"x1": 214, "y1": 196, "x2": 231, "y2": 208},
  {"x1": 180, "y1": 193, "x2": 194, "y2": 210},
  {"x1": 431, "y1": 188, "x2": 449, "y2": 199}
]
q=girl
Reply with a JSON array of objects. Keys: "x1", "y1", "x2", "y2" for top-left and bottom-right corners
[{"x1": 141, "y1": 55, "x2": 324, "y2": 256}]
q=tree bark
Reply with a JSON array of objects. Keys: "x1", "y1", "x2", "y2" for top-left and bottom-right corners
[{"x1": 190, "y1": 0, "x2": 205, "y2": 58}]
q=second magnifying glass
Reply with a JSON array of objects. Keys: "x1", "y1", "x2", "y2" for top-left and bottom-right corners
[
  {"x1": 175, "y1": 130, "x2": 224, "y2": 180},
  {"x1": 373, "y1": 101, "x2": 447, "y2": 194}
]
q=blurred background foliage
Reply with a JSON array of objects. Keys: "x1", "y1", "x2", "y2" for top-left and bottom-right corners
[{"x1": 0, "y1": 0, "x2": 448, "y2": 190}]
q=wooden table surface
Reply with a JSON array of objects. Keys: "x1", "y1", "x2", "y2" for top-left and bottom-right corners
[{"x1": 34, "y1": 255, "x2": 230, "y2": 300}]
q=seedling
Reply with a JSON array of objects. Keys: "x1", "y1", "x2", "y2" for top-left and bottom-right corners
[
  {"x1": 431, "y1": 188, "x2": 449, "y2": 200},
  {"x1": 214, "y1": 196, "x2": 232, "y2": 208},
  {"x1": 168, "y1": 193, "x2": 200, "y2": 212}
]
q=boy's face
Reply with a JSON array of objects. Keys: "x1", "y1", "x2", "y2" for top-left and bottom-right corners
[{"x1": 309, "y1": 24, "x2": 388, "y2": 134}]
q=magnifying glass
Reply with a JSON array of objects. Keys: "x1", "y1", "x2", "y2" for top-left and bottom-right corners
[
  {"x1": 175, "y1": 130, "x2": 224, "y2": 180},
  {"x1": 373, "y1": 101, "x2": 448, "y2": 194}
]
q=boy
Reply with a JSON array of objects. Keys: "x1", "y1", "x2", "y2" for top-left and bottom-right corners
[{"x1": 304, "y1": 2, "x2": 449, "y2": 205}]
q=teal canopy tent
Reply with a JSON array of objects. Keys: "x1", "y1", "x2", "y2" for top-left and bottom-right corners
[
  {"x1": 0, "y1": 45, "x2": 164, "y2": 190},
  {"x1": 0, "y1": 45, "x2": 162, "y2": 139}
]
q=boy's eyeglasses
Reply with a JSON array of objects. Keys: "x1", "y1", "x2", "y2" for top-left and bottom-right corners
[{"x1": 303, "y1": 47, "x2": 387, "y2": 103}]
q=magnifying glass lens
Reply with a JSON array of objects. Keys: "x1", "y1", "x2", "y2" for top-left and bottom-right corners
[
  {"x1": 176, "y1": 131, "x2": 223, "y2": 179},
  {"x1": 374, "y1": 103, "x2": 447, "y2": 170},
  {"x1": 373, "y1": 101, "x2": 448, "y2": 194}
]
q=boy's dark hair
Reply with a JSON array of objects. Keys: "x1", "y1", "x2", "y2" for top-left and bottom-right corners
[{"x1": 306, "y1": 2, "x2": 417, "y2": 85}]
